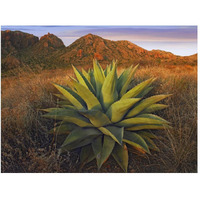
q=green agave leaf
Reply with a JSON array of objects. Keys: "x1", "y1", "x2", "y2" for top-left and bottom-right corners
[
  {"x1": 93, "y1": 59, "x2": 105, "y2": 98},
  {"x1": 53, "y1": 83, "x2": 85, "y2": 109},
  {"x1": 117, "y1": 66, "x2": 133, "y2": 93},
  {"x1": 136, "y1": 86, "x2": 153, "y2": 98},
  {"x1": 112, "y1": 143, "x2": 128, "y2": 172},
  {"x1": 61, "y1": 105, "x2": 77, "y2": 110},
  {"x1": 99, "y1": 135, "x2": 115, "y2": 169},
  {"x1": 49, "y1": 123, "x2": 77, "y2": 134},
  {"x1": 82, "y1": 68, "x2": 91, "y2": 83},
  {"x1": 117, "y1": 116, "x2": 168, "y2": 127},
  {"x1": 142, "y1": 104, "x2": 168, "y2": 113},
  {"x1": 104, "y1": 66, "x2": 108, "y2": 77},
  {"x1": 100, "y1": 61, "x2": 118, "y2": 111},
  {"x1": 80, "y1": 144, "x2": 95, "y2": 165},
  {"x1": 79, "y1": 109, "x2": 111, "y2": 127},
  {"x1": 40, "y1": 108, "x2": 64, "y2": 113},
  {"x1": 88, "y1": 70, "x2": 96, "y2": 91},
  {"x1": 61, "y1": 127, "x2": 102, "y2": 148},
  {"x1": 72, "y1": 80, "x2": 102, "y2": 110},
  {"x1": 106, "y1": 98, "x2": 141, "y2": 123},
  {"x1": 57, "y1": 100, "x2": 73, "y2": 106},
  {"x1": 53, "y1": 93, "x2": 69, "y2": 101},
  {"x1": 141, "y1": 136, "x2": 160, "y2": 152},
  {"x1": 119, "y1": 64, "x2": 139, "y2": 97},
  {"x1": 136, "y1": 113, "x2": 170, "y2": 124},
  {"x1": 92, "y1": 135, "x2": 103, "y2": 168},
  {"x1": 126, "y1": 124, "x2": 171, "y2": 131},
  {"x1": 137, "y1": 131, "x2": 158, "y2": 139},
  {"x1": 121, "y1": 78, "x2": 155, "y2": 100},
  {"x1": 126, "y1": 94, "x2": 172, "y2": 118},
  {"x1": 72, "y1": 65, "x2": 95, "y2": 94},
  {"x1": 60, "y1": 135, "x2": 98, "y2": 153},
  {"x1": 98, "y1": 126, "x2": 124, "y2": 145},
  {"x1": 92, "y1": 135, "x2": 115, "y2": 170},
  {"x1": 43, "y1": 108, "x2": 93, "y2": 127},
  {"x1": 123, "y1": 131, "x2": 150, "y2": 154}
]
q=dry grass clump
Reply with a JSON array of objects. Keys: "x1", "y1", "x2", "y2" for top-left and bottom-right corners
[{"x1": 1, "y1": 65, "x2": 197, "y2": 172}]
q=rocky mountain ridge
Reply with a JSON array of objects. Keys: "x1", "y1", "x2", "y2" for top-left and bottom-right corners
[{"x1": 1, "y1": 30, "x2": 197, "y2": 73}]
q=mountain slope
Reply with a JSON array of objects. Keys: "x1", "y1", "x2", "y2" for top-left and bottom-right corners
[{"x1": 1, "y1": 31, "x2": 197, "y2": 74}]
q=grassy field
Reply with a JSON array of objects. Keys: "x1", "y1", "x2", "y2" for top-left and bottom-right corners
[{"x1": 1, "y1": 64, "x2": 197, "y2": 173}]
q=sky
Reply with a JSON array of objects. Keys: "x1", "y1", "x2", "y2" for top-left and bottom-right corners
[{"x1": 1, "y1": 26, "x2": 197, "y2": 56}]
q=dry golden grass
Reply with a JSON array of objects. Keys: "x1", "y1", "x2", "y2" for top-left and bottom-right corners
[{"x1": 1, "y1": 65, "x2": 197, "y2": 172}]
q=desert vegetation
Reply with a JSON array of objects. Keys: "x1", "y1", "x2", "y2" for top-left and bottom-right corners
[{"x1": 1, "y1": 63, "x2": 197, "y2": 173}]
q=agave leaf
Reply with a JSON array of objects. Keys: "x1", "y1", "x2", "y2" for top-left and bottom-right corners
[
  {"x1": 117, "y1": 116, "x2": 168, "y2": 127},
  {"x1": 121, "y1": 78, "x2": 155, "y2": 99},
  {"x1": 93, "y1": 59, "x2": 105, "y2": 98},
  {"x1": 40, "y1": 108, "x2": 64, "y2": 113},
  {"x1": 119, "y1": 64, "x2": 139, "y2": 97},
  {"x1": 49, "y1": 123, "x2": 77, "y2": 134},
  {"x1": 71, "y1": 80, "x2": 102, "y2": 110},
  {"x1": 57, "y1": 100, "x2": 73, "y2": 106},
  {"x1": 92, "y1": 135, "x2": 115, "y2": 170},
  {"x1": 142, "y1": 104, "x2": 168, "y2": 113},
  {"x1": 80, "y1": 144, "x2": 95, "y2": 164},
  {"x1": 61, "y1": 127, "x2": 102, "y2": 148},
  {"x1": 79, "y1": 109, "x2": 111, "y2": 127},
  {"x1": 136, "y1": 86, "x2": 153, "y2": 98},
  {"x1": 92, "y1": 135, "x2": 103, "y2": 168},
  {"x1": 82, "y1": 68, "x2": 91, "y2": 83},
  {"x1": 98, "y1": 126, "x2": 124, "y2": 145},
  {"x1": 126, "y1": 124, "x2": 171, "y2": 131},
  {"x1": 60, "y1": 135, "x2": 99, "y2": 153},
  {"x1": 123, "y1": 131, "x2": 150, "y2": 154},
  {"x1": 53, "y1": 83, "x2": 85, "y2": 109},
  {"x1": 72, "y1": 65, "x2": 95, "y2": 94},
  {"x1": 106, "y1": 98, "x2": 141, "y2": 123},
  {"x1": 88, "y1": 70, "x2": 96, "y2": 91},
  {"x1": 99, "y1": 135, "x2": 115, "y2": 169},
  {"x1": 53, "y1": 93, "x2": 69, "y2": 101},
  {"x1": 136, "y1": 113, "x2": 170, "y2": 124},
  {"x1": 112, "y1": 143, "x2": 128, "y2": 172},
  {"x1": 137, "y1": 131, "x2": 158, "y2": 139},
  {"x1": 104, "y1": 66, "x2": 108, "y2": 77},
  {"x1": 100, "y1": 61, "x2": 118, "y2": 111},
  {"x1": 43, "y1": 109, "x2": 93, "y2": 127},
  {"x1": 141, "y1": 136, "x2": 160, "y2": 152},
  {"x1": 61, "y1": 105, "x2": 77, "y2": 110},
  {"x1": 117, "y1": 66, "x2": 133, "y2": 93},
  {"x1": 126, "y1": 94, "x2": 172, "y2": 118}
]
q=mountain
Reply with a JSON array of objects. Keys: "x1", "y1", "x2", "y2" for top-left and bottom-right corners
[{"x1": 1, "y1": 31, "x2": 197, "y2": 74}]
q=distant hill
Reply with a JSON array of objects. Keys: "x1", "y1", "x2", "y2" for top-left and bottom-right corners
[{"x1": 1, "y1": 30, "x2": 197, "y2": 73}]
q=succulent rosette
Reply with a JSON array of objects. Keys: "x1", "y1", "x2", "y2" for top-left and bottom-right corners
[{"x1": 43, "y1": 60, "x2": 171, "y2": 172}]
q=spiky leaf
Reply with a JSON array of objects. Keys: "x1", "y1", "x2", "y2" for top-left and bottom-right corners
[
  {"x1": 93, "y1": 60, "x2": 105, "y2": 98},
  {"x1": 123, "y1": 131, "x2": 150, "y2": 153},
  {"x1": 126, "y1": 94, "x2": 171, "y2": 118},
  {"x1": 80, "y1": 144, "x2": 95, "y2": 164},
  {"x1": 43, "y1": 109, "x2": 93, "y2": 127},
  {"x1": 121, "y1": 78, "x2": 155, "y2": 99},
  {"x1": 106, "y1": 98, "x2": 141, "y2": 122},
  {"x1": 53, "y1": 83, "x2": 85, "y2": 109},
  {"x1": 71, "y1": 80, "x2": 102, "y2": 110},
  {"x1": 119, "y1": 64, "x2": 139, "y2": 97},
  {"x1": 79, "y1": 109, "x2": 111, "y2": 127},
  {"x1": 98, "y1": 126, "x2": 124, "y2": 145},
  {"x1": 100, "y1": 61, "x2": 118, "y2": 111},
  {"x1": 112, "y1": 143, "x2": 128, "y2": 172},
  {"x1": 61, "y1": 127, "x2": 101, "y2": 148}
]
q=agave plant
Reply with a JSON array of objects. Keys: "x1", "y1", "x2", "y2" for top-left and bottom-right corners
[{"x1": 43, "y1": 60, "x2": 171, "y2": 172}]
